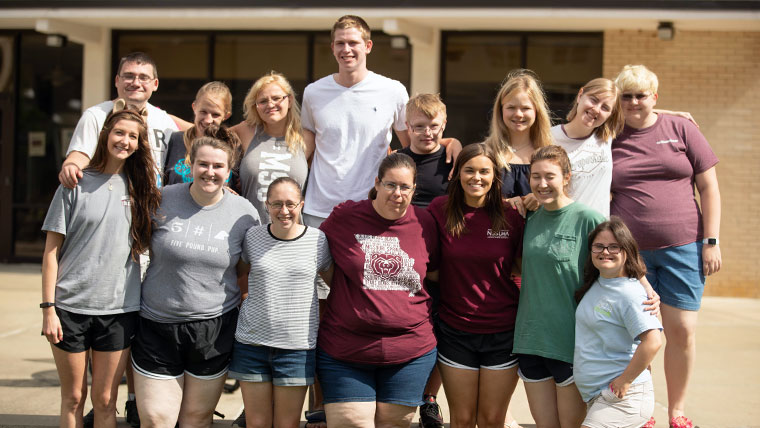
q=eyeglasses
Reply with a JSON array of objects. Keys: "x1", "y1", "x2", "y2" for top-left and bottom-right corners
[
  {"x1": 380, "y1": 181, "x2": 414, "y2": 194},
  {"x1": 256, "y1": 95, "x2": 288, "y2": 107},
  {"x1": 266, "y1": 201, "x2": 300, "y2": 211},
  {"x1": 411, "y1": 125, "x2": 442, "y2": 135},
  {"x1": 591, "y1": 244, "x2": 622, "y2": 254},
  {"x1": 119, "y1": 73, "x2": 154, "y2": 83},
  {"x1": 621, "y1": 93, "x2": 651, "y2": 102}
]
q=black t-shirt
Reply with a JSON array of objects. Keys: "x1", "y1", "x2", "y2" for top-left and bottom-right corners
[{"x1": 399, "y1": 147, "x2": 452, "y2": 208}]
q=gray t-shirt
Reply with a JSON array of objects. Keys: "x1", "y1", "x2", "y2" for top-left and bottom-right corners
[
  {"x1": 42, "y1": 170, "x2": 140, "y2": 315},
  {"x1": 239, "y1": 128, "x2": 308, "y2": 223},
  {"x1": 140, "y1": 183, "x2": 260, "y2": 322},
  {"x1": 236, "y1": 225, "x2": 332, "y2": 350}
]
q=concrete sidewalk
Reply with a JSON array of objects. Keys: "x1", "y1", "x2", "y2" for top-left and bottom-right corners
[{"x1": 0, "y1": 263, "x2": 758, "y2": 427}]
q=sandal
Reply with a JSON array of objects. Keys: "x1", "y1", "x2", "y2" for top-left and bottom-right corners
[
  {"x1": 643, "y1": 417, "x2": 656, "y2": 428},
  {"x1": 669, "y1": 416, "x2": 694, "y2": 428},
  {"x1": 305, "y1": 409, "x2": 327, "y2": 428}
]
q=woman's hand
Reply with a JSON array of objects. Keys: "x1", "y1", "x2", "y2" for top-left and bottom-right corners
[
  {"x1": 506, "y1": 196, "x2": 526, "y2": 217},
  {"x1": 702, "y1": 244, "x2": 722, "y2": 276},
  {"x1": 42, "y1": 308, "x2": 63, "y2": 344},
  {"x1": 522, "y1": 193, "x2": 540, "y2": 211},
  {"x1": 609, "y1": 377, "x2": 631, "y2": 399},
  {"x1": 640, "y1": 277, "x2": 660, "y2": 316}
]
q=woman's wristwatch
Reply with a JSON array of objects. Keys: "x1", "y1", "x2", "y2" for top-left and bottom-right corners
[
  {"x1": 702, "y1": 238, "x2": 719, "y2": 245},
  {"x1": 39, "y1": 302, "x2": 55, "y2": 308}
]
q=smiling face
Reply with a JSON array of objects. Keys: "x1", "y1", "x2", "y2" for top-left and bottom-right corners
[
  {"x1": 621, "y1": 90, "x2": 658, "y2": 128},
  {"x1": 459, "y1": 155, "x2": 494, "y2": 208},
  {"x1": 574, "y1": 90, "x2": 616, "y2": 130},
  {"x1": 501, "y1": 89, "x2": 536, "y2": 137},
  {"x1": 191, "y1": 145, "x2": 230, "y2": 196},
  {"x1": 192, "y1": 95, "x2": 228, "y2": 135},
  {"x1": 373, "y1": 166, "x2": 415, "y2": 220},
  {"x1": 591, "y1": 229, "x2": 627, "y2": 278},
  {"x1": 114, "y1": 61, "x2": 158, "y2": 108},
  {"x1": 331, "y1": 27, "x2": 372, "y2": 73},
  {"x1": 530, "y1": 159, "x2": 571, "y2": 211},
  {"x1": 255, "y1": 82, "x2": 290, "y2": 128},
  {"x1": 407, "y1": 111, "x2": 445, "y2": 155},
  {"x1": 266, "y1": 181, "x2": 303, "y2": 230},
  {"x1": 106, "y1": 119, "x2": 140, "y2": 163}
]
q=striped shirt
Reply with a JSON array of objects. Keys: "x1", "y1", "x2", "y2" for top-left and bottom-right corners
[{"x1": 237, "y1": 225, "x2": 332, "y2": 349}]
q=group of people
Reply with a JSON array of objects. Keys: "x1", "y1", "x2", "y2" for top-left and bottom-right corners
[{"x1": 40, "y1": 13, "x2": 720, "y2": 428}]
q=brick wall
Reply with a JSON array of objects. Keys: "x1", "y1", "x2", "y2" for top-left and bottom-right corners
[{"x1": 604, "y1": 29, "x2": 760, "y2": 298}]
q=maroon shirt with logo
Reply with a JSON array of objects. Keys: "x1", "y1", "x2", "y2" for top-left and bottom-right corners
[
  {"x1": 611, "y1": 114, "x2": 718, "y2": 250},
  {"x1": 319, "y1": 199, "x2": 438, "y2": 364},
  {"x1": 428, "y1": 196, "x2": 524, "y2": 334}
]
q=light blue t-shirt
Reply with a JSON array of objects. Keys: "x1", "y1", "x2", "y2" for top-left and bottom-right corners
[{"x1": 574, "y1": 276, "x2": 663, "y2": 402}]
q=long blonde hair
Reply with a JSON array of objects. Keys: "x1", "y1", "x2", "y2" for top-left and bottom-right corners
[
  {"x1": 565, "y1": 78, "x2": 624, "y2": 142},
  {"x1": 483, "y1": 69, "x2": 552, "y2": 169},
  {"x1": 242, "y1": 71, "x2": 305, "y2": 155}
]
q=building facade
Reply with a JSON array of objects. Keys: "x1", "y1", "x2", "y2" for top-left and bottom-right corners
[{"x1": 1, "y1": 1, "x2": 758, "y2": 296}]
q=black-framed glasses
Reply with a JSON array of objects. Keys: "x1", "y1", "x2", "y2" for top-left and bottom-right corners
[
  {"x1": 591, "y1": 243, "x2": 622, "y2": 254},
  {"x1": 621, "y1": 93, "x2": 650, "y2": 102},
  {"x1": 119, "y1": 73, "x2": 154, "y2": 83},
  {"x1": 380, "y1": 181, "x2": 414, "y2": 194},
  {"x1": 266, "y1": 201, "x2": 300, "y2": 211}
]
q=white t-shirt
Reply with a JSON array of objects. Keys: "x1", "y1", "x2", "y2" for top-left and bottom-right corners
[
  {"x1": 301, "y1": 72, "x2": 408, "y2": 218},
  {"x1": 551, "y1": 125, "x2": 612, "y2": 217},
  {"x1": 66, "y1": 100, "x2": 178, "y2": 186}
]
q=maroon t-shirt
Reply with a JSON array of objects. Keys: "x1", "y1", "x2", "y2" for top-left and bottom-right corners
[
  {"x1": 428, "y1": 196, "x2": 524, "y2": 334},
  {"x1": 611, "y1": 114, "x2": 718, "y2": 250},
  {"x1": 319, "y1": 199, "x2": 438, "y2": 364}
]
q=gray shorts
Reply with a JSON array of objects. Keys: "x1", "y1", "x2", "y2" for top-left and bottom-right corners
[
  {"x1": 303, "y1": 212, "x2": 330, "y2": 299},
  {"x1": 583, "y1": 380, "x2": 654, "y2": 428}
]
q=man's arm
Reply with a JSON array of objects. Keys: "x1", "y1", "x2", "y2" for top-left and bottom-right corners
[{"x1": 58, "y1": 151, "x2": 89, "y2": 189}]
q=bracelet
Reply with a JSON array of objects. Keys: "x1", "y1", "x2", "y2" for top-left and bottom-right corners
[
  {"x1": 702, "y1": 238, "x2": 719, "y2": 245},
  {"x1": 39, "y1": 302, "x2": 55, "y2": 308}
]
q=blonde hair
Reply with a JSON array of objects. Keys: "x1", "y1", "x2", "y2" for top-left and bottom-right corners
[
  {"x1": 614, "y1": 65, "x2": 659, "y2": 95},
  {"x1": 331, "y1": 15, "x2": 371, "y2": 42},
  {"x1": 406, "y1": 93, "x2": 447, "y2": 121},
  {"x1": 483, "y1": 69, "x2": 552, "y2": 170},
  {"x1": 566, "y1": 78, "x2": 624, "y2": 142},
  {"x1": 183, "y1": 81, "x2": 233, "y2": 163},
  {"x1": 242, "y1": 71, "x2": 305, "y2": 155}
]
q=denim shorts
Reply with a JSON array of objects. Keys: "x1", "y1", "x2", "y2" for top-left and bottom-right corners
[
  {"x1": 641, "y1": 241, "x2": 705, "y2": 311},
  {"x1": 227, "y1": 340, "x2": 315, "y2": 386},
  {"x1": 316, "y1": 347, "x2": 437, "y2": 407}
]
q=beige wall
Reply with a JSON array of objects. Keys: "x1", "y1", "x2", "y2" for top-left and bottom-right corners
[{"x1": 604, "y1": 29, "x2": 760, "y2": 298}]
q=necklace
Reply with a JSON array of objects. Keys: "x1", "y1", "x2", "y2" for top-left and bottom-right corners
[{"x1": 509, "y1": 142, "x2": 532, "y2": 153}]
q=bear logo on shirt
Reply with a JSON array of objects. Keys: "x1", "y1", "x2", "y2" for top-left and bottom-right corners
[{"x1": 355, "y1": 234, "x2": 421, "y2": 296}]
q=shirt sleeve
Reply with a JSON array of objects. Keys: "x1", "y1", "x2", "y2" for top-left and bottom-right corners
[
  {"x1": 301, "y1": 87, "x2": 316, "y2": 133},
  {"x1": 42, "y1": 185, "x2": 74, "y2": 235},
  {"x1": 392, "y1": 82, "x2": 409, "y2": 132},
  {"x1": 621, "y1": 282, "x2": 664, "y2": 340},
  {"x1": 66, "y1": 110, "x2": 102, "y2": 158},
  {"x1": 682, "y1": 120, "x2": 719, "y2": 175},
  {"x1": 316, "y1": 230, "x2": 333, "y2": 272}
]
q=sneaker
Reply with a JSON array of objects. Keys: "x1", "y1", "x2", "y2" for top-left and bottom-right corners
[
  {"x1": 83, "y1": 409, "x2": 94, "y2": 428},
  {"x1": 418, "y1": 396, "x2": 444, "y2": 428},
  {"x1": 232, "y1": 410, "x2": 246, "y2": 427},
  {"x1": 125, "y1": 399, "x2": 140, "y2": 428}
]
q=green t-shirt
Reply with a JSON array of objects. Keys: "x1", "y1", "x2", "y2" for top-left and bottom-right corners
[{"x1": 513, "y1": 201, "x2": 605, "y2": 363}]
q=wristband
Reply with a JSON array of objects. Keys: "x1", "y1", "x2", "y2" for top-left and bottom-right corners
[
  {"x1": 39, "y1": 302, "x2": 55, "y2": 308},
  {"x1": 702, "y1": 238, "x2": 719, "y2": 245}
]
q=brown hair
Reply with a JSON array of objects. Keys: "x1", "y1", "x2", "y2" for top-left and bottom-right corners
[
  {"x1": 530, "y1": 145, "x2": 572, "y2": 196},
  {"x1": 331, "y1": 15, "x2": 371, "y2": 42},
  {"x1": 575, "y1": 216, "x2": 647, "y2": 302},
  {"x1": 242, "y1": 71, "x2": 305, "y2": 155},
  {"x1": 368, "y1": 152, "x2": 417, "y2": 200},
  {"x1": 445, "y1": 143, "x2": 507, "y2": 237},
  {"x1": 189, "y1": 125, "x2": 241, "y2": 170},
  {"x1": 483, "y1": 69, "x2": 553, "y2": 169},
  {"x1": 565, "y1": 78, "x2": 624, "y2": 142},
  {"x1": 89, "y1": 108, "x2": 161, "y2": 260},
  {"x1": 116, "y1": 52, "x2": 158, "y2": 79},
  {"x1": 266, "y1": 176, "x2": 303, "y2": 201}
]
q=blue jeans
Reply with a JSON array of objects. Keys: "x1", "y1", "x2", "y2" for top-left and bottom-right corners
[{"x1": 228, "y1": 340, "x2": 315, "y2": 386}]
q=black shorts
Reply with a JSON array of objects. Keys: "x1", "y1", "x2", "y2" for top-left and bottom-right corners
[
  {"x1": 435, "y1": 319, "x2": 517, "y2": 371},
  {"x1": 131, "y1": 309, "x2": 238, "y2": 380},
  {"x1": 517, "y1": 353, "x2": 574, "y2": 386},
  {"x1": 54, "y1": 308, "x2": 138, "y2": 353}
]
